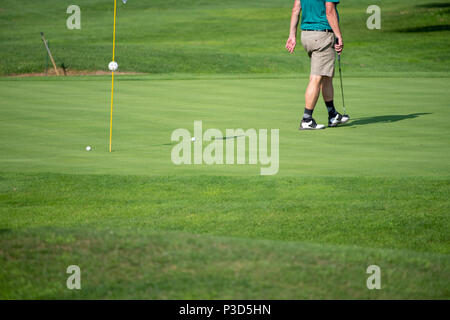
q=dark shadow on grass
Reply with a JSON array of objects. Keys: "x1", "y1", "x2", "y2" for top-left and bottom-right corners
[
  {"x1": 0, "y1": 229, "x2": 12, "y2": 234},
  {"x1": 216, "y1": 135, "x2": 244, "y2": 140},
  {"x1": 346, "y1": 113, "x2": 431, "y2": 127},
  {"x1": 416, "y1": 3, "x2": 450, "y2": 8},
  {"x1": 160, "y1": 142, "x2": 177, "y2": 146},
  {"x1": 395, "y1": 25, "x2": 450, "y2": 33}
]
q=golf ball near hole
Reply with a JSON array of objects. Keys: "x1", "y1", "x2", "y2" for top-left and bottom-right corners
[
  {"x1": 86, "y1": 146, "x2": 92, "y2": 151},
  {"x1": 108, "y1": 61, "x2": 118, "y2": 71}
]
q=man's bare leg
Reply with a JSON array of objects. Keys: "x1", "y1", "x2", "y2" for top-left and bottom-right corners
[
  {"x1": 300, "y1": 74, "x2": 326, "y2": 130},
  {"x1": 321, "y1": 76, "x2": 334, "y2": 103},
  {"x1": 305, "y1": 74, "x2": 323, "y2": 111},
  {"x1": 321, "y1": 75, "x2": 338, "y2": 118},
  {"x1": 321, "y1": 75, "x2": 349, "y2": 126}
]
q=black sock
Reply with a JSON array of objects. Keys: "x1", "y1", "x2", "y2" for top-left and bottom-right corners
[
  {"x1": 325, "y1": 100, "x2": 338, "y2": 118},
  {"x1": 303, "y1": 108, "x2": 313, "y2": 121}
]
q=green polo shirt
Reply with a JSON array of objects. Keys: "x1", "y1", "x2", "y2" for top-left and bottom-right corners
[{"x1": 300, "y1": 0, "x2": 340, "y2": 31}]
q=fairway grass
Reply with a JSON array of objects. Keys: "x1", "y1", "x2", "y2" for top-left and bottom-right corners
[
  {"x1": 0, "y1": 76, "x2": 449, "y2": 299},
  {"x1": 0, "y1": 226, "x2": 448, "y2": 299}
]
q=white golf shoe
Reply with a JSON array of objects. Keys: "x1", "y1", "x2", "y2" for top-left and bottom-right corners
[
  {"x1": 328, "y1": 113, "x2": 350, "y2": 127},
  {"x1": 299, "y1": 118, "x2": 326, "y2": 130}
]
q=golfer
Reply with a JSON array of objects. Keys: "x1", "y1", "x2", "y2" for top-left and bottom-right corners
[{"x1": 286, "y1": 0, "x2": 349, "y2": 130}]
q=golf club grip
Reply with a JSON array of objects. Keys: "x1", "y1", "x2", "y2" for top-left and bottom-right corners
[{"x1": 335, "y1": 37, "x2": 342, "y2": 61}]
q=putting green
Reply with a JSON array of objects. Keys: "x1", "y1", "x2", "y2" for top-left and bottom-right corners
[{"x1": 1, "y1": 76, "x2": 449, "y2": 177}]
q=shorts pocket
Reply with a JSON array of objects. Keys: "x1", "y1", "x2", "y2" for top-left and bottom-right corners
[{"x1": 316, "y1": 33, "x2": 334, "y2": 52}]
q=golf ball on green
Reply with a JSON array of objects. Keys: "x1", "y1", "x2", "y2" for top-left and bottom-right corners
[{"x1": 86, "y1": 146, "x2": 92, "y2": 151}]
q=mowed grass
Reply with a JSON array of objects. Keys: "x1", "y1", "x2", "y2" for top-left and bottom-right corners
[
  {"x1": 0, "y1": 227, "x2": 448, "y2": 299},
  {"x1": 1, "y1": 173, "x2": 449, "y2": 254},
  {"x1": 1, "y1": 0, "x2": 450, "y2": 300},
  {"x1": 0, "y1": 0, "x2": 449, "y2": 75},
  {"x1": 0, "y1": 76, "x2": 449, "y2": 299},
  {"x1": 0, "y1": 76, "x2": 449, "y2": 177}
]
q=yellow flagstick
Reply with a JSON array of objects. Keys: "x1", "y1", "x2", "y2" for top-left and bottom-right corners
[{"x1": 109, "y1": 0, "x2": 117, "y2": 153}]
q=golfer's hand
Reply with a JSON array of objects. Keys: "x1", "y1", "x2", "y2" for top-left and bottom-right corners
[
  {"x1": 285, "y1": 36, "x2": 297, "y2": 54},
  {"x1": 335, "y1": 36, "x2": 344, "y2": 54}
]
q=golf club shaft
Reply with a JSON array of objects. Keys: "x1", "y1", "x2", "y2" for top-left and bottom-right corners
[{"x1": 338, "y1": 54, "x2": 347, "y2": 115}]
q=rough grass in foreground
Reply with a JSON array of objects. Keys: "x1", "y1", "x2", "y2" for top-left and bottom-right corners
[{"x1": 0, "y1": 173, "x2": 449, "y2": 299}]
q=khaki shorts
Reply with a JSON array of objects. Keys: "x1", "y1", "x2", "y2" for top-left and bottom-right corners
[{"x1": 301, "y1": 31, "x2": 336, "y2": 77}]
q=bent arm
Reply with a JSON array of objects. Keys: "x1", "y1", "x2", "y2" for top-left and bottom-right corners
[
  {"x1": 286, "y1": 0, "x2": 301, "y2": 54},
  {"x1": 326, "y1": 2, "x2": 341, "y2": 38},
  {"x1": 325, "y1": 2, "x2": 343, "y2": 53},
  {"x1": 289, "y1": 0, "x2": 302, "y2": 38}
]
